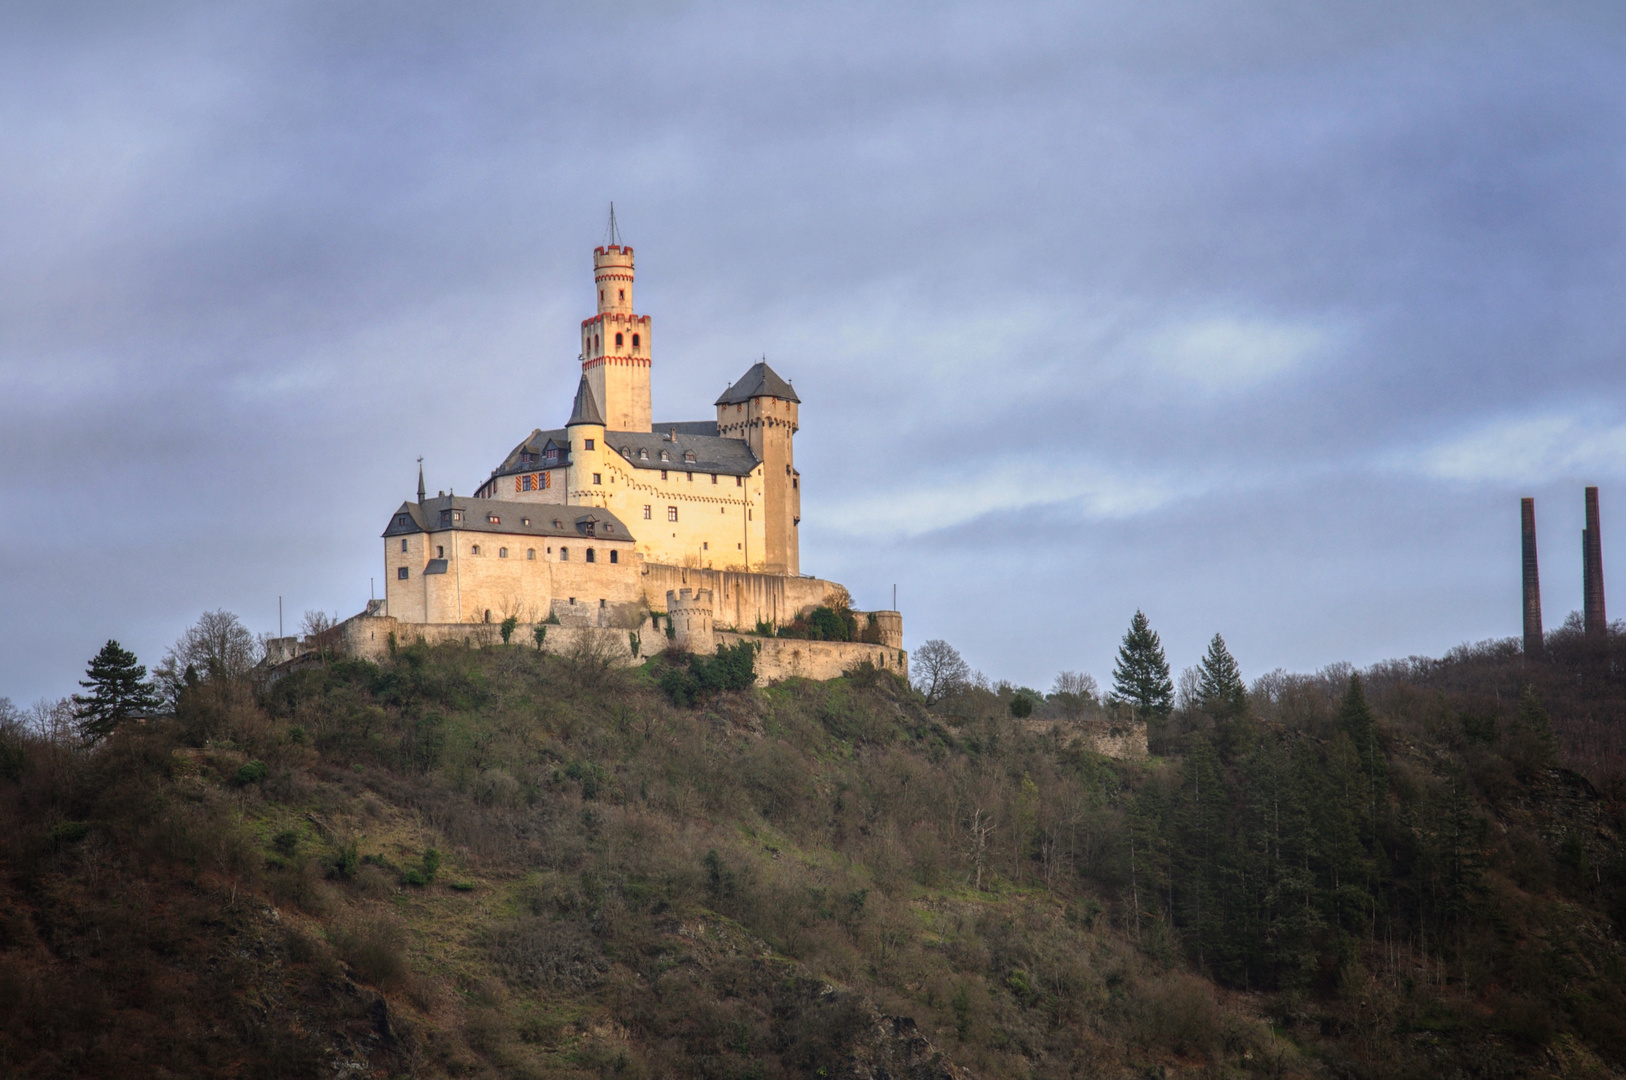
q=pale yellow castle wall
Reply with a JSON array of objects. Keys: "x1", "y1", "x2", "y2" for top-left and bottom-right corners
[
  {"x1": 565, "y1": 426, "x2": 770, "y2": 570},
  {"x1": 385, "y1": 526, "x2": 639, "y2": 626},
  {"x1": 487, "y1": 470, "x2": 568, "y2": 504},
  {"x1": 639, "y1": 562, "x2": 834, "y2": 629}
]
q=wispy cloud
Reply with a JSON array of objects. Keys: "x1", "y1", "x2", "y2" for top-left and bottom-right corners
[
  {"x1": 1134, "y1": 315, "x2": 1338, "y2": 391},
  {"x1": 1403, "y1": 409, "x2": 1626, "y2": 484}
]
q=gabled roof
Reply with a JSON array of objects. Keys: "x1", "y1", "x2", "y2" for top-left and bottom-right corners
[
  {"x1": 382, "y1": 496, "x2": 635, "y2": 542},
  {"x1": 609, "y1": 430, "x2": 760, "y2": 476},
  {"x1": 715, "y1": 361, "x2": 799, "y2": 406},
  {"x1": 490, "y1": 428, "x2": 570, "y2": 477},
  {"x1": 567, "y1": 375, "x2": 605, "y2": 426}
]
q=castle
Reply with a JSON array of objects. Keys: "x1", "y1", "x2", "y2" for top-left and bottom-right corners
[{"x1": 362, "y1": 228, "x2": 903, "y2": 675}]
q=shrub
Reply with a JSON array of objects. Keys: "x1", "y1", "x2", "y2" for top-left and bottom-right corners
[
  {"x1": 50, "y1": 821, "x2": 90, "y2": 845},
  {"x1": 500, "y1": 616, "x2": 518, "y2": 644},
  {"x1": 533, "y1": 624, "x2": 547, "y2": 649},
  {"x1": 329, "y1": 912, "x2": 408, "y2": 986},
  {"x1": 234, "y1": 760, "x2": 268, "y2": 786},
  {"x1": 272, "y1": 829, "x2": 301, "y2": 857}
]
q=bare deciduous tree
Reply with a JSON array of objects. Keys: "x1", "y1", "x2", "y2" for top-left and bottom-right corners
[
  {"x1": 1051, "y1": 670, "x2": 1099, "y2": 720},
  {"x1": 968, "y1": 807, "x2": 995, "y2": 892},
  {"x1": 912, "y1": 639, "x2": 970, "y2": 706},
  {"x1": 154, "y1": 610, "x2": 259, "y2": 704}
]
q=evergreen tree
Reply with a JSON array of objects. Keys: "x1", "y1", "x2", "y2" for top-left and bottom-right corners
[
  {"x1": 1111, "y1": 610, "x2": 1174, "y2": 721},
  {"x1": 72, "y1": 640, "x2": 160, "y2": 742},
  {"x1": 1508, "y1": 685, "x2": 1559, "y2": 779},
  {"x1": 1337, "y1": 674, "x2": 1386, "y2": 818},
  {"x1": 1197, "y1": 634, "x2": 1248, "y2": 719}
]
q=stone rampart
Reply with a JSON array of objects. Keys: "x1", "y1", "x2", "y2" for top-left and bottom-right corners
[
  {"x1": 717, "y1": 632, "x2": 907, "y2": 684},
  {"x1": 641, "y1": 562, "x2": 835, "y2": 630}
]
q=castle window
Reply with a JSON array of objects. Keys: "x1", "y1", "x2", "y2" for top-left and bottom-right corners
[
  {"x1": 643, "y1": 504, "x2": 651, "y2": 519},
  {"x1": 545, "y1": 448, "x2": 558, "y2": 463},
  {"x1": 400, "y1": 539, "x2": 408, "y2": 552},
  {"x1": 527, "y1": 549, "x2": 535, "y2": 560},
  {"x1": 398, "y1": 567, "x2": 409, "y2": 579},
  {"x1": 667, "y1": 506, "x2": 678, "y2": 522},
  {"x1": 395, "y1": 514, "x2": 408, "y2": 526},
  {"x1": 703, "y1": 542, "x2": 709, "y2": 550},
  {"x1": 520, "y1": 452, "x2": 533, "y2": 467},
  {"x1": 600, "y1": 599, "x2": 607, "y2": 608},
  {"x1": 484, "y1": 610, "x2": 491, "y2": 623},
  {"x1": 793, "y1": 479, "x2": 798, "y2": 489},
  {"x1": 614, "y1": 332, "x2": 623, "y2": 348},
  {"x1": 560, "y1": 547, "x2": 569, "y2": 561},
  {"x1": 499, "y1": 547, "x2": 508, "y2": 558},
  {"x1": 659, "y1": 450, "x2": 669, "y2": 462},
  {"x1": 631, "y1": 333, "x2": 640, "y2": 348},
  {"x1": 684, "y1": 451, "x2": 696, "y2": 463},
  {"x1": 586, "y1": 548, "x2": 595, "y2": 563},
  {"x1": 639, "y1": 448, "x2": 648, "y2": 460},
  {"x1": 604, "y1": 523, "x2": 614, "y2": 533},
  {"x1": 735, "y1": 476, "x2": 742, "y2": 487},
  {"x1": 584, "y1": 438, "x2": 594, "y2": 450},
  {"x1": 437, "y1": 545, "x2": 445, "y2": 558},
  {"x1": 660, "y1": 469, "x2": 668, "y2": 480},
  {"x1": 593, "y1": 473, "x2": 602, "y2": 485},
  {"x1": 440, "y1": 511, "x2": 452, "y2": 526},
  {"x1": 471, "y1": 544, "x2": 481, "y2": 555},
  {"x1": 599, "y1": 290, "x2": 603, "y2": 303},
  {"x1": 553, "y1": 519, "x2": 562, "y2": 528},
  {"x1": 686, "y1": 472, "x2": 693, "y2": 482},
  {"x1": 618, "y1": 289, "x2": 624, "y2": 301},
  {"x1": 522, "y1": 517, "x2": 530, "y2": 526},
  {"x1": 785, "y1": 465, "x2": 791, "y2": 475},
  {"x1": 711, "y1": 473, "x2": 717, "y2": 484},
  {"x1": 609, "y1": 550, "x2": 618, "y2": 563},
  {"x1": 488, "y1": 514, "x2": 500, "y2": 524}
]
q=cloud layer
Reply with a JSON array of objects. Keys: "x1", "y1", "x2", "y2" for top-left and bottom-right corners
[{"x1": 3, "y1": 2, "x2": 1624, "y2": 702}]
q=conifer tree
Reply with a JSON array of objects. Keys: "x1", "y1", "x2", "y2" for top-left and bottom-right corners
[
  {"x1": 1508, "y1": 685, "x2": 1559, "y2": 779},
  {"x1": 72, "y1": 640, "x2": 160, "y2": 743},
  {"x1": 1337, "y1": 673, "x2": 1386, "y2": 816},
  {"x1": 1111, "y1": 610, "x2": 1173, "y2": 721},
  {"x1": 1197, "y1": 633, "x2": 1247, "y2": 720}
]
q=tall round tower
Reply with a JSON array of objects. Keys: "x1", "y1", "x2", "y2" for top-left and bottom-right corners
[{"x1": 580, "y1": 239, "x2": 652, "y2": 432}]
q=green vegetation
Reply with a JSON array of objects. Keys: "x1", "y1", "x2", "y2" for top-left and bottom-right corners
[
  {"x1": 70, "y1": 639, "x2": 159, "y2": 741},
  {"x1": 2, "y1": 614, "x2": 1626, "y2": 1078}
]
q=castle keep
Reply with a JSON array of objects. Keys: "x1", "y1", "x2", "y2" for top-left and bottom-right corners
[{"x1": 361, "y1": 228, "x2": 903, "y2": 677}]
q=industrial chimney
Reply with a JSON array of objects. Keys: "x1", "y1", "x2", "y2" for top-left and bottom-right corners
[
  {"x1": 1583, "y1": 486, "x2": 1607, "y2": 639},
  {"x1": 1521, "y1": 497, "x2": 1543, "y2": 656}
]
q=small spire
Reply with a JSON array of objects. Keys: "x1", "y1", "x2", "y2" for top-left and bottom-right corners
[
  {"x1": 416, "y1": 456, "x2": 426, "y2": 504},
  {"x1": 605, "y1": 202, "x2": 622, "y2": 247}
]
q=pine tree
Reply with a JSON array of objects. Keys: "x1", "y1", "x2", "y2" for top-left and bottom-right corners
[
  {"x1": 1197, "y1": 634, "x2": 1247, "y2": 719},
  {"x1": 1337, "y1": 674, "x2": 1386, "y2": 817},
  {"x1": 1111, "y1": 610, "x2": 1173, "y2": 721},
  {"x1": 1508, "y1": 685, "x2": 1558, "y2": 780},
  {"x1": 72, "y1": 639, "x2": 160, "y2": 743}
]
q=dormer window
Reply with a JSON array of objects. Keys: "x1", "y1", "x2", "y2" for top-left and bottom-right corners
[
  {"x1": 659, "y1": 450, "x2": 669, "y2": 462},
  {"x1": 552, "y1": 519, "x2": 563, "y2": 529},
  {"x1": 440, "y1": 511, "x2": 452, "y2": 526},
  {"x1": 395, "y1": 514, "x2": 408, "y2": 527},
  {"x1": 488, "y1": 514, "x2": 500, "y2": 524},
  {"x1": 639, "y1": 448, "x2": 648, "y2": 460},
  {"x1": 604, "y1": 524, "x2": 614, "y2": 533},
  {"x1": 519, "y1": 451, "x2": 534, "y2": 467},
  {"x1": 684, "y1": 451, "x2": 696, "y2": 463},
  {"x1": 545, "y1": 448, "x2": 559, "y2": 463}
]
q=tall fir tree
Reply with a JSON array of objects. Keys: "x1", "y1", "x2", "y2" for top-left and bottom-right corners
[
  {"x1": 1111, "y1": 610, "x2": 1174, "y2": 721},
  {"x1": 1337, "y1": 674, "x2": 1386, "y2": 819},
  {"x1": 1197, "y1": 633, "x2": 1248, "y2": 719},
  {"x1": 72, "y1": 639, "x2": 160, "y2": 743}
]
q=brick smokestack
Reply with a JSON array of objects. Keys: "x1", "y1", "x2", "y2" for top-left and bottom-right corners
[
  {"x1": 1522, "y1": 497, "x2": 1543, "y2": 656},
  {"x1": 1584, "y1": 486, "x2": 1607, "y2": 639}
]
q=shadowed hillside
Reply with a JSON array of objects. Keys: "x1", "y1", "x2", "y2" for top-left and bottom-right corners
[{"x1": 3, "y1": 626, "x2": 1626, "y2": 1078}]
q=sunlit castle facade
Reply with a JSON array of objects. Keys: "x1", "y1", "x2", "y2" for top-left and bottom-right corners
[{"x1": 379, "y1": 229, "x2": 834, "y2": 631}]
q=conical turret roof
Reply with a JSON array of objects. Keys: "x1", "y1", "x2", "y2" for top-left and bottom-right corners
[{"x1": 567, "y1": 375, "x2": 605, "y2": 426}]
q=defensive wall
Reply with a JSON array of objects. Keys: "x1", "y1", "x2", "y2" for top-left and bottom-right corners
[{"x1": 265, "y1": 605, "x2": 907, "y2": 688}]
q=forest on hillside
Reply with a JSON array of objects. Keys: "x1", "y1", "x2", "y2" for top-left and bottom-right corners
[{"x1": 2, "y1": 610, "x2": 1626, "y2": 1079}]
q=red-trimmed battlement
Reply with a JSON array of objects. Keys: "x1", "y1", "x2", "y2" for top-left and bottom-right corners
[
  {"x1": 582, "y1": 356, "x2": 653, "y2": 371},
  {"x1": 593, "y1": 244, "x2": 634, "y2": 257}
]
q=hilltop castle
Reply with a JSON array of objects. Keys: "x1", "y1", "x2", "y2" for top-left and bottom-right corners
[{"x1": 372, "y1": 231, "x2": 900, "y2": 662}]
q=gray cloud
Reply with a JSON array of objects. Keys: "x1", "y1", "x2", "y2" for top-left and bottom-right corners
[{"x1": 3, "y1": 2, "x2": 1624, "y2": 702}]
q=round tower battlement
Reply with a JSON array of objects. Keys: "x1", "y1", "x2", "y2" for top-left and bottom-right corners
[
  {"x1": 665, "y1": 588, "x2": 715, "y2": 654},
  {"x1": 594, "y1": 246, "x2": 635, "y2": 315}
]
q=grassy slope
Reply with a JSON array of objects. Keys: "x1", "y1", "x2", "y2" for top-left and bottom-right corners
[{"x1": 2, "y1": 635, "x2": 1625, "y2": 1079}]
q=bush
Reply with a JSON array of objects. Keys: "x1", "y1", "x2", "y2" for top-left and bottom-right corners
[
  {"x1": 500, "y1": 616, "x2": 518, "y2": 644},
  {"x1": 660, "y1": 641, "x2": 756, "y2": 706},
  {"x1": 329, "y1": 912, "x2": 408, "y2": 986},
  {"x1": 234, "y1": 760, "x2": 268, "y2": 786},
  {"x1": 271, "y1": 829, "x2": 301, "y2": 857}
]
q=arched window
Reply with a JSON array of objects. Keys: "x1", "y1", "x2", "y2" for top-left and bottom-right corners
[
  {"x1": 499, "y1": 547, "x2": 508, "y2": 558},
  {"x1": 527, "y1": 549, "x2": 535, "y2": 560},
  {"x1": 586, "y1": 548, "x2": 596, "y2": 563},
  {"x1": 560, "y1": 547, "x2": 569, "y2": 561},
  {"x1": 609, "y1": 550, "x2": 619, "y2": 563},
  {"x1": 615, "y1": 332, "x2": 623, "y2": 348},
  {"x1": 618, "y1": 289, "x2": 625, "y2": 301},
  {"x1": 471, "y1": 544, "x2": 481, "y2": 555},
  {"x1": 631, "y1": 333, "x2": 640, "y2": 349}
]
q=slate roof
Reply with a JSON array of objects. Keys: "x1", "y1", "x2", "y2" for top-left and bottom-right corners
[
  {"x1": 383, "y1": 496, "x2": 635, "y2": 542},
  {"x1": 715, "y1": 361, "x2": 799, "y2": 405},
  {"x1": 567, "y1": 376, "x2": 605, "y2": 426},
  {"x1": 608, "y1": 430, "x2": 759, "y2": 476}
]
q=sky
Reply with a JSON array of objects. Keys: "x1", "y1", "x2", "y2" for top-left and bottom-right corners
[{"x1": 4, "y1": 2, "x2": 1625, "y2": 705}]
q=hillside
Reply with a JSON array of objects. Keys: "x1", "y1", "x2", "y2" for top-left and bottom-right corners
[{"x1": 3, "y1": 626, "x2": 1626, "y2": 1079}]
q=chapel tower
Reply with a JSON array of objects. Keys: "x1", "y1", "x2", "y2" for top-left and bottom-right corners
[
  {"x1": 580, "y1": 214, "x2": 653, "y2": 432},
  {"x1": 717, "y1": 362, "x2": 801, "y2": 575}
]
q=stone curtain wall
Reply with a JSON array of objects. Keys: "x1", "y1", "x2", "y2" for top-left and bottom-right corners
[{"x1": 268, "y1": 612, "x2": 908, "y2": 689}]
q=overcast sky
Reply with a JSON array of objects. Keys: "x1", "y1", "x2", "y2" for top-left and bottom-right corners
[{"x1": 4, "y1": 2, "x2": 1625, "y2": 704}]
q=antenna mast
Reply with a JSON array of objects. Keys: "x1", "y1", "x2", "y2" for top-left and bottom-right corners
[{"x1": 605, "y1": 202, "x2": 622, "y2": 246}]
